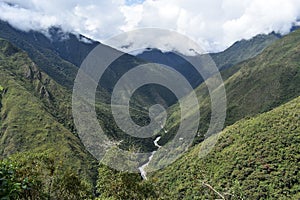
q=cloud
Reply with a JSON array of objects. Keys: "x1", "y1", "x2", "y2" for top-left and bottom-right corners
[
  {"x1": 123, "y1": 0, "x2": 300, "y2": 52},
  {"x1": 0, "y1": 0, "x2": 300, "y2": 54},
  {"x1": 105, "y1": 28, "x2": 206, "y2": 56},
  {"x1": 0, "y1": 0, "x2": 125, "y2": 38}
]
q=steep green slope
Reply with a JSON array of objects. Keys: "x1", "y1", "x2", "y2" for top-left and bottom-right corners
[
  {"x1": 210, "y1": 32, "x2": 280, "y2": 70},
  {"x1": 0, "y1": 20, "x2": 81, "y2": 89},
  {"x1": 136, "y1": 33, "x2": 278, "y2": 90},
  {"x1": 0, "y1": 21, "x2": 179, "y2": 152},
  {"x1": 0, "y1": 20, "x2": 176, "y2": 108},
  {"x1": 152, "y1": 95, "x2": 300, "y2": 199},
  {"x1": 160, "y1": 28, "x2": 300, "y2": 145},
  {"x1": 0, "y1": 39, "x2": 97, "y2": 183},
  {"x1": 0, "y1": 37, "x2": 157, "y2": 158},
  {"x1": 0, "y1": 20, "x2": 120, "y2": 108},
  {"x1": 209, "y1": 28, "x2": 300, "y2": 126}
]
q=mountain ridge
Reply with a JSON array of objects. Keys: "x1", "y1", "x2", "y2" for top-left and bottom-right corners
[
  {"x1": 0, "y1": 17, "x2": 299, "y2": 200},
  {"x1": 159, "y1": 28, "x2": 300, "y2": 146},
  {"x1": 136, "y1": 32, "x2": 279, "y2": 89},
  {"x1": 0, "y1": 38, "x2": 97, "y2": 184}
]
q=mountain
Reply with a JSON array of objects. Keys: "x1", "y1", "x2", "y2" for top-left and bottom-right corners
[
  {"x1": 0, "y1": 21, "x2": 175, "y2": 144},
  {"x1": 0, "y1": 20, "x2": 180, "y2": 108},
  {"x1": 136, "y1": 33, "x2": 279, "y2": 88},
  {"x1": 137, "y1": 48, "x2": 202, "y2": 88},
  {"x1": 0, "y1": 17, "x2": 299, "y2": 199},
  {"x1": 0, "y1": 20, "x2": 100, "y2": 70},
  {"x1": 0, "y1": 23, "x2": 176, "y2": 155},
  {"x1": 46, "y1": 27, "x2": 99, "y2": 67},
  {"x1": 91, "y1": 28, "x2": 299, "y2": 199},
  {"x1": 0, "y1": 39, "x2": 97, "y2": 183},
  {"x1": 151, "y1": 95, "x2": 300, "y2": 199},
  {"x1": 0, "y1": 20, "x2": 282, "y2": 111},
  {"x1": 210, "y1": 32, "x2": 280, "y2": 70},
  {"x1": 159, "y1": 28, "x2": 300, "y2": 145},
  {"x1": 0, "y1": 20, "x2": 84, "y2": 89},
  {"x1": 92, "y1": 25, "x2": 300, "y2": 198}
]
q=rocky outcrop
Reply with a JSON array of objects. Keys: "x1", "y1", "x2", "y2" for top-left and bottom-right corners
[{"x1": 25, "y1": 63, "x2": 52, "y2": 100}]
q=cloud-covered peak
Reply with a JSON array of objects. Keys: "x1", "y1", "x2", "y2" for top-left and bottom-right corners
[{"x1": 0, "y1": 0, "x2": 300, "y2": 54}]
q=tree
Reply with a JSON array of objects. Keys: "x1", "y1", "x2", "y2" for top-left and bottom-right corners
[
  {"x1": 1, "y1": 151, "x2": 93, "y2": 200},
  {"x1": 96, "y1": 164, "x2": 157, "y2": 200}
]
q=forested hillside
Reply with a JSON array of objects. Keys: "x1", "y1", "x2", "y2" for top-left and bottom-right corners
[
  {"x1": 160, "y1": 28, "x2": 300, "y2": 146},
  {"x1": 0, "y1": 20, "x2": 299, "y2": 200},
  {"x1": 151, "y1": 95, "x2": 300, "y2": 199}
]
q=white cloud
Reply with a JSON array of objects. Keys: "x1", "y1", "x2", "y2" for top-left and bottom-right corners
[
  {"x1": 0, "y1": 0, "x2": 126, "y2": 38},
  {"x1": 120, "y1": 3, "x2": 143, "y2": 32},
  {"x1": 222, "y1": 0, "x2": 300, "y2": 42},
  {"x1": 0, "y1": 0, "x2": 300, "y2": 53}
]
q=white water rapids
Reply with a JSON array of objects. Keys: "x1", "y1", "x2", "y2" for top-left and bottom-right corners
[{"x1": 138, "y1": 136, "x2": 162, "y2": 180}]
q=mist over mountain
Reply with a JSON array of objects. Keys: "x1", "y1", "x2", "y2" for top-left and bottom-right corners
[
  {"x1": 1, "y1": 0, "x2": 300, "y2": 53},
  {"x1": 136, "y1": 32, "x2": 279, "y2": 88},
  {"x1": 0, "y1": 3, "x2": 299, "y2": 199}
]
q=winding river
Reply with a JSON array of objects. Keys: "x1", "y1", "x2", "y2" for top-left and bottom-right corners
[{"x1": 139, "y1": 136, "x2": 161, "y2": 180}]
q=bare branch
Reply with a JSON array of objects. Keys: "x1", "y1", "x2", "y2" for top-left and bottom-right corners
[{"x1": 202, "y1": 182, "x2": 225, "y2": 200}]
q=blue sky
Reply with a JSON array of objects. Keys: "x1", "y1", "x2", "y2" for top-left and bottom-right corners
[{"x1": 125, "y1": 0, "x2": 145, "y2": 6}]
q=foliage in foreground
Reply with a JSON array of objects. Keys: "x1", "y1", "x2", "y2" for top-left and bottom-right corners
[
  {"x1": 0, "y1": 152, "x2": 93, "y2": 200},
  {"x1": 96, "y1": 164, "x2": 157, "y2": 200}
]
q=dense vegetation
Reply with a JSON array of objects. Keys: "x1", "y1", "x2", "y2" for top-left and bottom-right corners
[
  {"x1": 151, "y1": 96, "x2": 300, "y2": 199},
  {"x1": 0, "y1": 39, "x2": 98, "y2": 185},
  {"x1": 0, "y1": 20, "x2": 85, "y2": 89},
  {"x1": 96, "y1": 164, "x2": 157, "y2": 200},
  {"x1": 0, "y1": 22, "x2": 299, "y2": 200},
  {"x1": 137, "y1": 33, "x2": 279, "y2": 89},
  {"x1": 161, "y1": 28, "x2": 300, "y2": 146},
  {"x1": 0, "y1": 152, "x2": 93, "y2": 199},
  {"x1": 210, "y1": 32, "x2": 280, "y2": 70}
]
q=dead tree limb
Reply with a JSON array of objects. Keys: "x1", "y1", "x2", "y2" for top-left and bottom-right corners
[{"x1": 202, "y1": 182, "x2": 225, "y2": 200}]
